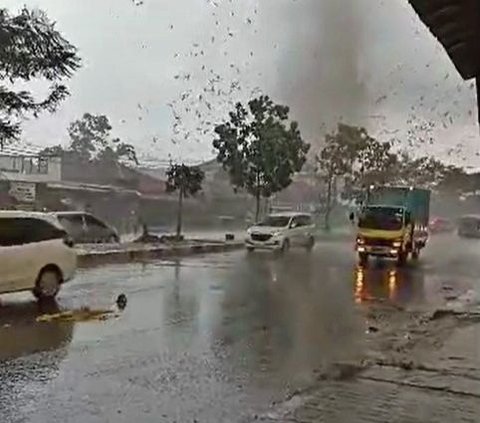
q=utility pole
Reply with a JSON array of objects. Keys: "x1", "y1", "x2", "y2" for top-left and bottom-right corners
[{"x1": 477, "y1": 76, "x2": 480, "y2": 131}]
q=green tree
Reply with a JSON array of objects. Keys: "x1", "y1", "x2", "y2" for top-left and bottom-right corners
[
  {"x1": 393, "y1": 152, "x2": 454, "y2": 188},
  {"x1": 315, "y1": 132, "x2": 354, "y2": 229},
  {"x1": 316, "y1": 124, "x2": 395, "y2": 227},
  {"x1": 354, "y1": 138, "x2": 396, "y2": 187},
  {"x1": 40, "y1": 145, "x2": 67, "y2": 157},
  {"x1": 68, "y1": 113, "x2": 112, "y2": 162},
  {"x1": 437, "y1": 165, "x2": 471, "y2": 194},
  {"x1": 166, "y1": 163, "x2": 205, "y2": 239},
  {"x1": 0, "y1": 7, "x2": 80, "y2": 145},
  {"x1": 41, "y1": 113, "x2": 138, "y2": 165},
  {"x1": 213, "y1": 95, "x2": 310, "y2": 221}
]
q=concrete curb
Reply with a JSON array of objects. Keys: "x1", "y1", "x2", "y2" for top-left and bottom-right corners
[{"x1": 76, "y1": 241, "x2": 244, "y2": 268}]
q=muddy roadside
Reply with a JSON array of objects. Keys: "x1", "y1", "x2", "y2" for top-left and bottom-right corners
[{"x1": 257, "y1": 296, "x2": 480, "y2": 422}]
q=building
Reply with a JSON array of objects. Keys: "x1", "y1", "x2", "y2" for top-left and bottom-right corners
[
  {"x1": 0, "y1": 151, "x2": 62, "y2": 209},
  {"x1": 0, "y1": 154, "x2": 61, "y2": 182}
]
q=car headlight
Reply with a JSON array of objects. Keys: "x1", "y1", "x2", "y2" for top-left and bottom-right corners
[{"x1": 272, "y1": 231, "x2": 282, "y2": 237}]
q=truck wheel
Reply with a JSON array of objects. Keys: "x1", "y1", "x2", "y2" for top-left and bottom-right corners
[
  {"x1": 359, "y1": 253, "x2": 368, "y2": 266},
  {"x1": 305, "y1": 236, "x2": 315, "y2": 251},
  {"x1": 281, "y1": 239, "x2": 290, "y2": 253},
  {"x1": 397, "y1": 251, "x2": 407, "y2": 267}
]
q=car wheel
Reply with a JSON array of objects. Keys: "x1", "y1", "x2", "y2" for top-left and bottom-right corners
[
  {"x1": 246, "y1": 246, "x2": 255, "y2": 252},
  {"x1": 359, "y1": 252, "x2": 368, "y2": 266},
  {"x1": 305, "y1": 236, "x2": 315, "y2": 251},
  {"x1": 107, "y1": 234, "x2": 119, "y2": 243},
  {"x1": 281, "y1": 238, "x2": 290, "y2": 253},
  {"x1": 33, "y1": 267, "x2": 62, "y2": 300}
]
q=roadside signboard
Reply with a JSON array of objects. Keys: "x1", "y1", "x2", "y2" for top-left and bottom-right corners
[{"x1": 9, "y1": 181, "x2": 36, "y2": 203}]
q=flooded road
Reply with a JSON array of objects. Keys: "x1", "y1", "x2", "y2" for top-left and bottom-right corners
[{"x1": 1, "y1": 234, "x2": 479, "y2": 422}]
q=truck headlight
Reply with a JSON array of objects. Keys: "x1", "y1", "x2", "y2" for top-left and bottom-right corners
[
  {"x1": 357, "y1": 237, "x2": 365, "y2": 245},
  {"x1": 392, "y1": 240, "x2": 402, "y2": 248}
]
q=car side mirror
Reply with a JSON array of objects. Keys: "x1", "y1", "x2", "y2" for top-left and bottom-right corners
[{"x1": 290, "y1": 222, "x2": 297, "y2": 229}]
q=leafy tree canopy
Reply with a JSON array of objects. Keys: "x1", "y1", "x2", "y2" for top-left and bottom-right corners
[
  {"x1": 42, "y1": 113, "x2": 138, "y2": 166},
  {"x1": 316, "y1": 123, "x2": 468, "y2": 202},
  {"x1": 213, "y1": 95, "x2": 310, "y2": 218},
  {"x1": 0, "y1": 7, "x2": 80, "y2": 144},
  {"x1": 166, "y1": 162, "x2": 205, "y2": 239},
  {"x1": 166, "y1": 163, "x2": 205, "y2": 197}
]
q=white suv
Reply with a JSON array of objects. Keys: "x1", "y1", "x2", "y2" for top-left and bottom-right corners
[
  {"x1": 245, "y1": 212, "x2": 315, "y2": 252},
  {"x1": 0, "y1": 211, "x2": 77, "y2": 300}
]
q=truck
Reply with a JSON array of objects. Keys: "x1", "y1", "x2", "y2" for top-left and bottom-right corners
[{"x1": 354, "y1": 186, "x2": 430, "y2": 266}]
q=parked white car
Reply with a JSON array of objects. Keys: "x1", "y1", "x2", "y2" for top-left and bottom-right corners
[
  {"x1": 0, "y1": 211, "x2": 77, "y2": 299},
  {"x1": 245, "y1": 212, "x2": 316, "y2": 252}
]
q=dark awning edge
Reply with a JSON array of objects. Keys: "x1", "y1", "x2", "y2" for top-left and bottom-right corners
[
  {"x1": 408, "y1": 0, "x2": 479, "y2": 80},
  {"x1": 408, "y1": 0, "x2": 480, "y2": 126}
]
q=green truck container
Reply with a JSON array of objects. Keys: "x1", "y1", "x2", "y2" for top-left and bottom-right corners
[{"x1": 366, "y1": 186, "x2": 430, "y2": 227}]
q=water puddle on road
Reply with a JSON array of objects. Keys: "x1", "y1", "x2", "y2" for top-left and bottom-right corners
[{"x1": 0, "y1": 297, "x2": 125, "y2": 361}]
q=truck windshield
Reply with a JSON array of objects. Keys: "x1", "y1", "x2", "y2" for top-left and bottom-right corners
[{"x1": 358, "y1": 207, "x2": 403, "y2": 231}]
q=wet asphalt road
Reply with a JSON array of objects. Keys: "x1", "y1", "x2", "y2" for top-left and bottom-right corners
[{"x1": 1, "y1": 234, "x2": 480, "y2": 423}]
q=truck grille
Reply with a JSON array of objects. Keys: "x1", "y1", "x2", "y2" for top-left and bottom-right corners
[
  {"x1": 251, "y1": 233, "x2": 272, "y2": 242},
  {"x1": 365, "y1": 238, "x2": 393, "y2": 247}
]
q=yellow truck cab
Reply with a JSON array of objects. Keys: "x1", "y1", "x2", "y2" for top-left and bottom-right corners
[{"x1": 354, "y1": 186, "x2": 430, "y2": 266}]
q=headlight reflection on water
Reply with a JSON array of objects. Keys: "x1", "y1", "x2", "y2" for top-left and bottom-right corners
[
  {"x1": 354, "y1": 266, "x2": 399, "y2": 304},
  {"x1": 354, "y1": 266, "x2": 365, "y2": 304},
  {"x1": 388, "y1": 269, "x2": 397, "y2": 300}
]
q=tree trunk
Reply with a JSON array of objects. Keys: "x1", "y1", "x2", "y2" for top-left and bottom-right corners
[
  {"x1": 176, "y1": 188, "x2": 183, "y2": 240},
  {"x1": 324, "y1": 174, "x2": 333, "y2": 231},
  {"x1": 255, "y1": 190, "x2": 261, "y2": 222},
  {"x1": 255, "y1": 172, "x2": 262, "y2": 222}
]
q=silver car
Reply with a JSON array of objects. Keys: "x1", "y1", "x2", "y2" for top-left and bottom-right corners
[
  {"x1": 245, "y1": 212, "x2": 316, "y2": 252},
  {"x1": 53, "y1": 212, "x2": 120, "y2": 244}
]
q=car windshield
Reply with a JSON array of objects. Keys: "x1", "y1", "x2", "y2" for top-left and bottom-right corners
[
  {"x1": 258, "y1": 216, "x2": 291, "y2": 227},
  {"x1": 358, "y1": 207, "x2": 404, "y2": 231},
  {"x1": 57, "y1": 215, "x2": 83, "y2": 226}
]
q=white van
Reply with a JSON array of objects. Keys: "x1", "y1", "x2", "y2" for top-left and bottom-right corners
[
  {"x1": 245, "y1": 212, "x2": 316, "y2": 252},
  {"x1": 0, "y1": 211, "x2": 77, "y2": 299}
]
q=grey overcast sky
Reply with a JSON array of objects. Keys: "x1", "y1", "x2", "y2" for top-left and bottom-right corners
[{"x1": 3, "y1": 0, "x2": 479, "y2": 167}]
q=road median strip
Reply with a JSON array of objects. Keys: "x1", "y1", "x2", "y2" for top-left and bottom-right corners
[{"x1": 76, "y1": 240, "x2": 244, "y2": 267}]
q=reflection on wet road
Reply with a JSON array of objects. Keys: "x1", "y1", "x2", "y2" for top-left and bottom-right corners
[
  {"x1": 1, "y1": 234, "x2": 479, "y2": 422},
  {"x1": 354, "y1": 265, "x2": 426, "y2": 305}
]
